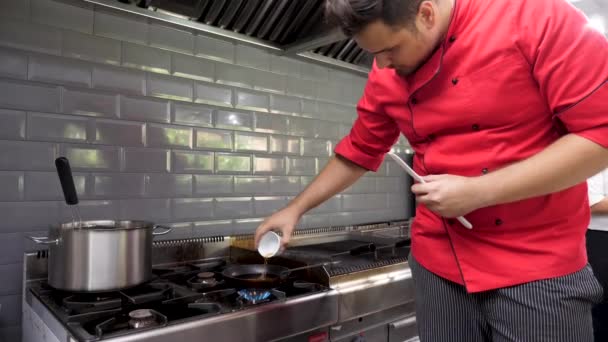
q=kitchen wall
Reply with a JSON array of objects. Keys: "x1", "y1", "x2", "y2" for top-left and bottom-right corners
[{"x1": 0, "y1": 0, "x2": 411, "y2": 339}]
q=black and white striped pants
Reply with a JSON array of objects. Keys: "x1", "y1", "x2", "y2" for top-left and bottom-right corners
[{"x1": 409, "y1": 254, "x2": 603, "y2": 342}]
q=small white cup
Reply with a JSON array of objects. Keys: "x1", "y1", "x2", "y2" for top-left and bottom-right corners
[{"x1": 258, "y1": 231, "x2": 281, "y2": 258}]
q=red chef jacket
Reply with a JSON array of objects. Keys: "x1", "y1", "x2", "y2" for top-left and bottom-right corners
[{"x1": 335, "y1": 0, "x2": 608, "y2": 292}]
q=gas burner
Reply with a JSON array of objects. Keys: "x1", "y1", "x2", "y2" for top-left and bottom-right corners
[
  {"x1": 62, "y1": 294, "x2": 122, "y2": 314},
  {"x1": 128, "y1": 309, "x2": 158, "y2": 329},
  {"x1": 237, "y1": 289, "x2": 272, "y2": 304},
  {"x1": 187, "y1": 272, "x2": 222, "y2": 291}
]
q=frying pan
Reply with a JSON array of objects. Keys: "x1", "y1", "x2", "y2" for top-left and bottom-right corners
[{"x1": 221, "y1": 262, "x2": 338, "y2": 289}]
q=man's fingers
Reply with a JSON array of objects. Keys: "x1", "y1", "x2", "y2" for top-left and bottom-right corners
[
  {"x1": 411, "y1": 183, "x2": 431, "y2": 195},
  {"x1": 254, "y1": 222, "x2": 270, "y2": 247}
]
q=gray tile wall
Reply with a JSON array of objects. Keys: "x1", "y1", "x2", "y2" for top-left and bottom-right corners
[{"x1": 0, "y1": 0, "x2": 412, "y2": 339}]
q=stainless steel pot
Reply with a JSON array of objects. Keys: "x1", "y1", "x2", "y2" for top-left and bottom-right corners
[
  {"x1": 30, "y1": 220, "x2": 171, "y2": 292},
  {"x1": 28, "y1": 157, "x2": 172, "y2": 292}
]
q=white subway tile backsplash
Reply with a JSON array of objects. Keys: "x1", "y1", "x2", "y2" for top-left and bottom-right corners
[
  {"x1": 195, "y1": 82, "x2": 233, "y2": 107},
  {"x1": 0, "y1": 79, "x2": 60, "y2": 113},
  {"x1": 173, "y1": 102, "x2": 213, "y2": 127},
  {"x1": 343, "y1": 194, "x2": 387, "y2": 211},
  {"x1": 123, "y1": 43, "x2": 171, "y2": 74},
  {"x1": 286, "y1": 78, "x2": 316, "y2": 99},
  {"x1": 302, "y1": 139, "x2": 330, "y2": 157},
  {"x1": 388, "y1": 193, "x2": 407, "y2": 210},
  {"x1": 92, "y1": 65, "x2": 146, "y2": 96},
  {"x1": 32, "y1": 0, "x2": 93, "y2": 34},
  {"x1": 172, "y1": 54, "x2": 215, "y2": 82},
  {"x1": 214, "y1": 110, "x2": 253, "y2": 131},
  {"x1": 0, "y1": 295, "x2": 21, "y2": 325},
  {"x1": 270, "y1": 176, "x2": 300, "y2": 194},
  {"x1": 94, "y1": 9, "x2": 148, "y2": 45},
  {"x1": 0, "y1": 233, "x2": 25, "y2": 264},
  {"x1": 0, "y1": 201, "x2": 60, "y2": 233},
  {"x1": 0, "y1": 263, "x2": 22, "y2": 296},
  {"x1": 60, "y1": 200, "x2": 119, "y2": 221},
  {"x1": 0, "y1": 141, "x2": 57, "y2": 171},
  {"x1": 216, "y1": 63, "x2": 253, "y2": 88},
  {"x1": 236, "y1": 45, "x2": 270, "y2": 70},
  {"x1": 234, "y1": 176, "x2": 269, "y2": 194},
  {"x1": 311, "y1": 195, "x2": 341, "y2": 214},
  {"x1": 251, "y1": 69, "x2": 286, "y2": 94},
  {"x1": 147, "y1": 73, "x2": 194, "y2": 102},
  {"x1": 233, "y1": 218, "x2": 263, "y2": 234},
  {"x1": 315, "y1": 121, "x2": 340, "y2": 139},
  {"x1": 149, "y1": 23, "x2": 195, "y2": 55},
  {"x1": 254, "y1": 155, "x2": 286, "y2": 175},
  {"x1": 124, "y1": 148, "x2": 169, "y2": 173},
  {"x1": 270, "y1": 56, "x2": 301, "y2": 77},
  {"x1": 270, "y1": 94, "x2": 300, "y2": 115},
  {"x1": 120, "y1": 95, "x2": 170, "y2": 123},
  {"x1": 235, "y1": 132, "x2": 268, "y2": 152},
  {"x1": 195, "y1": 128, "x2": 233, "y2": 150},
  {"x1": 192, "y1": 220, "x2": 233, "y2": 237},
  {"x1": 119, "y1": 199, "x2": 171, "y2": 222},
  {"x1": 255, "y1": 113, "x2": 289, "y2": 134},
  {"x1": 92, "y1": 119, "x2": 144, "y2": 147},
  {"x1": 235, "y1": 90, "x2": 269, "y2": 112},
  {"x1": 172, "y1": 197, "x2": 214, "y2": 221},
  {"x1": 27, "y1": 112, "x2": 88, "y2": 143},
  {"x1": 269, "y1": 135, "x2": 300, "y2": 155},
  {"x1": 145, "y1": 174, "x2": 192, "y2": 198},
  {"x1": 62, "y1": 30, "x2": 121, "y2": 65},
  {"x1": 195, "y1": 35, "x2": 234, "y2": 63},
  {"x1": 376, "y1": 177, "x2": 402, "y2": 193},
  {"x1": 0, "y1": 172, "x2": 23, "y2": 201},
  {"x1": 93, "y1": 173, "x2": 145, "y2": 198},
  {"x1": 318, "y1": 102, "x2": 353, "y2": 122},
  {"x1": 289, "y1": 117, "x2": 315, "y2": 137},
  {"x1": 254, "y1": 196, "x2": 286, "y2": 216},
  {"x1": 214, "y1": 197, "x2": 253, "y2": 219},
  {"x1": 346, "y1": 177, "x2": 376, "y2": 194},
  {"x1": 146, "y1": 123, "x2": 193, "y2": 149},
  {"x1": 63, "y1": 87, "x2": 118, "y2": 118},
  {"x1": 318, "y1": 82, "x2": 343, "y2": 105},
  {"x1": 62, "y1": 145, "x2": 121, "y2": 171},
  {"x1": 28, "y1": 54, "x2": 92, "y2": 88},
  {"x1": 300, "y1": 62, "x2": 329, "y2": 82},
  {"x1": 172, "y1": 150, "x2": 213, "y2": 174},
  {"x1": 0, "y1": 48, "x2": 27, "y2": 80},
  {"x1": 0, "y1": 109, "x2": 25, "y2": 140},
  {"x1": 301, "y1": 99, "x2": 318, "y2": 118},
  {"x1": 195, "y1": 175, "x2": 233, "y2": 195},
  {"x1": 25, "y1": 171, "x2": 86, "y2": 201},
  {"x1": 0, "y1": 19, "x2": 62, "y2": 55},
  {"x1": 287, "y1": 157, "x2": 316, "y2": 176},
  {"x1": 386, "y1": 161, "x2": 405, "y2": 177},
  {"x1": 0, "y1": 0, "x2": 30, "y2": 20},
  {"x1": 216, "y1": 153, "x2": 251, "y2": 174}
]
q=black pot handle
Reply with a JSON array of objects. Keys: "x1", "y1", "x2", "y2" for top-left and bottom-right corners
[{"x1": 55, "y1": 157, "x2": 79, "y2": 206}]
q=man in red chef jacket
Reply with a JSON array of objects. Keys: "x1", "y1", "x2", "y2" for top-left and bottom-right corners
[{"x1": 256, "y1": 0, "x2": 608, "y2": 340}]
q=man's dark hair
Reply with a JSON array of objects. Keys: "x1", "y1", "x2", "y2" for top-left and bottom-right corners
[{"x1": 325, "y1": 0, "x2": 425, "y2": 36}]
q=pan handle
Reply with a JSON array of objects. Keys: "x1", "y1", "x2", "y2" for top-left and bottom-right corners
[
  {"x1": 28, "y1": 236, "x2": 59, "y2": 245},
  {"x1": 55, "y1": 157, "x2": 78, "y2": 206},
  {"x1": 152, "y1": 225, "x2": 173, "y2": 236}
]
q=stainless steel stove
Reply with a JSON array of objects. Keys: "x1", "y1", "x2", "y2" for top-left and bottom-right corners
[{"x1": 23, "y1": 221, "x2": 419, "y2": 342}]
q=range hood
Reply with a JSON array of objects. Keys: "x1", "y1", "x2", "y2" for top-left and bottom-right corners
[{"x1": 84, "y1": 0, "x2": 373, "y2": 75}]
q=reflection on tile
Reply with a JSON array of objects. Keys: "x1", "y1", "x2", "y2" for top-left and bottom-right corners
[
  {"x1": 315, "y1": 121, "x2": 340, "y2": 139},
  {"x1": 195, "y1": 35, "x2": 234, "y2": 63},
  {"x1": 93, "y1": 119, "x2": 144, "y2": 147},
  {"x1": 289, "y1": 117, "x2": 315, "y2": 137},
  {"x1": 173, "y1": 102, "x2": 213, "y2": 127},
  {"x1": 94, "y1": 9, "x2": 148, "y2": 45},
  {"x1": 172, "y1": 198, "x2": 213, "y2": 221},
  {"x1": 254, "y1": 156, "x2": 285, "y2": 175},
  {"x1": 214, "y1": 110, "x2": 253, "y2": 131},
  {"x1": 25, "y1": 171, "x2": 86, "y2": 201},
  {"x1": 214, "y1": 197, "x2": 253, "y2": 219},
  {"x1": 92, "y1": 64, "x2": 145, "y2": 96},
  {"x1": 235, "y1": 132, "x2": 268, "y2": 152},
  {"x1": 195, "y1": 82, "x2": 233, "y2": 107},
  {"x1": 62, "y1": 30, "x2": 120, "y2": 65},
  {"x1": 119, "y1": 199, "x2": 171, "y2": 222},
  {"x1": 254, "y1": 196, "x2": 286, "y2": 216},
  {"x1": 233, "y1": 218, "x2": 264, "y2": 234},
  {"x1": 254, "y1": 112, "x2": 288, "y2": 134},
  {"x1": 287, "y1": 157, "x2": 316, "y2": 176},
  {"x1": 123, "y1": 148, "x2": 169, "y2": 173},
  {"x1": 302, "y1": 139, "x2": 330, "y2": 157},
  {"x1": 145, "y1": 174, "x2": 192, "y2": 197},
  {"x1": 234, "y1": 176, "x2": 269, "y2": 194},
  {"x1": 63, "y1": 145, "x2": 120, "y2": 171},
  {"x1": 172, "y1": 53, "x2": 215, "y2": 82},
  {"x1": 147, "y1": 73, "x2": 194, "y2": 102},
  {"x1": 27, "y1": 112, "x2": 87, "y2": 142},
  {"x1": 195, "y1": 128, "x2": 233, "y2": 150},
  {"x1": 0, "y1": 141, "x2": 57, "y2": 171},
  {"x1": 269, "y1": 135, "x2": 300, "y2": 155},
  {"x1": 235, "y1": 90, "x2": 269, "y2": 112},
  {"x1": 122, "y1": 43, "x2": 171, "y2": 74},
  {"x1": 146, "y1": 123, "x2": 193, "y2": 148},
  {"x1": 270, "y1": 94, "x2": 300, "y2": 115},
  {"x1": 93, "y1": 173, "x2": 145, "y2": 198},
  {"x1": 120, "y1": 95, "x2": 170, "y2": 123},
  {"x1": 149, "y1": 23, "x2": 195, "y2": 55},
  {"x1": 0, "y1": 171, "x2": 23, "y2": 201},
  {"x1": 216, "y1": 153, "x2": 251, "y2": 174},
  {"x1": 172, "y1": 151, "x2": 214, "y2": 173},
  {"x1": 0, "y1": 109, "x2": 25, "y2": 140},
  {"x1": 63, "y1": 88, "x2": 118, "y2": 118},
  {"x1": 194, "y1": 175, "x2": 233, "y2": 195},
  {"x1": 269, "y1": 176, "x2": 300, "y2": 195},
  {"x1": 192, "y1": 220, "x2": 233, "y2": 237}
]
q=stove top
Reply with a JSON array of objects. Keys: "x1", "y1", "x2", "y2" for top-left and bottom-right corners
[{"x1": 28, "y1": 259, "x2": 329, "y2": 342}]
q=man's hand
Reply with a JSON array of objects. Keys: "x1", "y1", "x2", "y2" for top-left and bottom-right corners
[
  {"x1": 254, "y1": 206, "x2": 302, "y2": 250},
  {"x1": 411, "y1": 174, "x2": 489, "y2": 218}
]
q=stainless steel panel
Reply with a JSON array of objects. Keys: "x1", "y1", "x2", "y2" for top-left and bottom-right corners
[
  {"x1": 333, "y1": 324, "x2": 387, "y2": 342},
  {"x1": 330, "y1": 303, "x2": 415, "y2": 341},
  {"x1": 389, "y1": 315, "x2": 418, "y2": 342}
]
